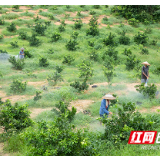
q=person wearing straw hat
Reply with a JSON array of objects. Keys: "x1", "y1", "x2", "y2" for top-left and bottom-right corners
[
  {"x1": 141, "y1": 61, "x2": 150, "y2": 86},
  {"x1": 19, "y1": 47, "x2": 25, "y2": 60},
  {"x1": 99, "y1": 94, "x2": 116, "y2": 118}
]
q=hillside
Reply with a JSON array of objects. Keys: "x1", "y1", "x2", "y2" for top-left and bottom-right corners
[{"x1": 0, "y1": 5, "x2": 160, "y2": 156}]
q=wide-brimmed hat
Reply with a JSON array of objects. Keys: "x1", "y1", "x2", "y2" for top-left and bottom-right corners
[
  {"x1": 102, "y1": 94, "x2": 116, "y2": 100},
  {"x1": 20, "y1": 47, "x2": 25, "y2": 50},
  {"x1": 142, "y1": 61, "x2": 150, "y2": 66}
]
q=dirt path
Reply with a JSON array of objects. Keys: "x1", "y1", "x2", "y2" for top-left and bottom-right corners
[
  {"x1": 138, "y1": 106, "x2": 160, "y2": 114},
  {"x1": 29, "y1": 107, "x2": 53, "y2": 118},
  {"x1": 69, "y1": 100, "x2": 94, "y2": 113}
]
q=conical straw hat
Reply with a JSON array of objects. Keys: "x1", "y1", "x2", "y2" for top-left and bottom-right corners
[
  {"x1": 102, "y1": 94, "x2": 116, "y2": 100},
  {"x1": 20, "y1": 47, "x2": 25, "y2": 50},
  {"x1": 142, "y1": 61, "x2": 150, "y2": 66}
]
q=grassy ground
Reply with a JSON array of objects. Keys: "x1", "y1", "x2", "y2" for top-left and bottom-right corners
[{"x1": 0, "y1": 5, "x2": 160, "y2": 156}]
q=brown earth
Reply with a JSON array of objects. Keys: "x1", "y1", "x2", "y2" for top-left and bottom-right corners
[
  {"x1": 29, "y1": 107, "x2": 53, "y2": 118},
  {"x1": 138, "y1": 106, "x2": 160, "y2": 114},
  {"x1": 1, "y1": 95, "x2": 34, "y2": 103},
  {"x1": 69, "y1": 99, "x2": 94, "y2": 113}
]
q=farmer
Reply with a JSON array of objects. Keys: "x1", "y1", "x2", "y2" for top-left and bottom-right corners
[
  {"x1": 141, "y1": 61, "x2": 150, "y2": 86},
  {"x1": 99, "y1": 94, "x2": 116, "y2": 118},
  {"x1": 19, "y1": 47, "x2": 25, "y2": 60}
]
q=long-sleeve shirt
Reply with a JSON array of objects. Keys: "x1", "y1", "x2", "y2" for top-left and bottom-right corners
[{"x1": 99, "y1": 99, "x2": 110, "y2": 115}]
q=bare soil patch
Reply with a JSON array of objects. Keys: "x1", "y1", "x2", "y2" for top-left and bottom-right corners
[
  {"x1": 1, "y1": 95, "x2": 34, "y2": 103},
  {"x1": 138, "y1": 106, "x2": 160, "y2": 114},
  {"x1": 28, "y1": 81, "x2": 48, "y2": 88},
  {"x1": 69, "y1": 100, "x2": 94, "y2": 113},
  {"x1": 54, "y1": 21, "x2": 61, "y2": 25},
  {"x1": 0, "y1": 90, "x2": 6, "y2": 98},
  {"x1": 19, "y1": 6, "x2": 31, "y2": 10},
  {"x1": 0, "y1": 142, "x2": 9, "y2": 156},
  {"x1": 29, "y1": 107, "x2": 53, "y2": 118},
  {"x1": 65, "y1": 11, "x2": 77, "y2": 17}
]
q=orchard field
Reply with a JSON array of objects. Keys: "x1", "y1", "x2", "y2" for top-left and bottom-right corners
[{"x1": 0, "y1": 5, "x2": 160, "y2": 156}]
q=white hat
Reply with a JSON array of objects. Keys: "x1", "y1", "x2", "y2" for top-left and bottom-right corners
[
  {"x1": 142, "y1": 61, "x2": 150, "y2": 66},
  {"x1": 102, "y1": 94, "x2": 116, "y2": 100},
  {"x1": 20, "y1": 47, "x2": 24, "y2": 50}
]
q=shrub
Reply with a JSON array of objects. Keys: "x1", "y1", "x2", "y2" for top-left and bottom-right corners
[
  {"x1": 103, "y1": 17, "x2": 108, "y2": 22},
  {"x1": 12, "y1": 5, "x2": 19, "y2": 9},
  {"x1": 101, "y1": 102, "x2": 155, "y2": 145},
  {"x1": 86, "y1": 16, "x2": 99, "y2": 36},
  {"x1": 88, "y1": 50, "x2": 99, "y2": 61},
  {"x1": 74, "y1": 19, "x2": 83, "y2": 29},
  {"x1": 33, "y1": 91, "x2": 42, "y2": 101},
  {"x1": 140, "y1": 48, "x2": 149, "y2": 55},
  {"x1": 24, "y1": 50, "x2": 33, "y2": 58},
  {"x1": 33, "y1": 15, "x2": 41, "y2": 22},
  {"x1": 86, "y1": 26, "x2": 99, "y2": 36},
  {"x1": 154, "y1": 66, "x2": 160, "y2": 76},
  {"x1": 0, "y1": 100, "x2": 33, "y2": 132},
  {"x1": 93, "y1": 5, "x2": 100, "y2": 9},
  {"x1": 77, "y1": 11, "x2": 81, "y2": 16},
  {"x1": 28, "y1": 33, "x2": 41, "y2": 46},
  {"x1": 18, "y1": 31, "x2": 28, "y2": 40},
  {"x1": 0, "y1": 19, "x2": 5, "y2": 25},
  {"x1": 78, "y1": 59, "x2": 94, "y2": 81},
  {"x1": 90, "y1": 10, "x2": 96, "y2": 15},
  {"x1": 88, "y1": 40, "x2": 94, "y2": 47},
  {"x1": 55, "y1": 100, "x2": 76, "y2": 122},
  {"x1": 119, "y1": 31, "x2": 130, "y2": 45},
  {"x1": 18, "y1": 114, "x2": 97, "y2": 156},
  {"x1": 102, "y1": 46, "x2": 118, "y2": 61},
  {"x1": 71, "y1": 31, "x2": 79, "y2": 39},
  {"x1": 50, "y1": 32, "x2": 61, "y2": 42},
  {"x1": 88, "y1": 16, "x2": 98, "y2": 26},
  {"x1": 10, "y1": 41, "x2": 19, "y2": 48},
  {"x1": 47, "y1": 71, "x2": 63, "y2": 86},
  {"x1": 128, "y1": 18, "x2": 139, "y2": 26},
  {"x1": 70, "y1": 80, "x2": 89, "y2": 92},
  {"x1": 62, "y1": 55, "x2": 75, "y2": 65},
  {"x1": 122, "y1": 48, "x2": 132, "y2": 56},
  {"x1": 60, "y1": 20, "x2": 66, "y2": 26},
  {"x1": 135, "y1": 83, "x2": 157, "y2": 100},
  {"x1": 8, "y1": 56, "x2": 25, "y2": 70},
  {"x1": 48, "y1": 14, "x2": 55, "y2": 20},
  {"x1": 7, "y1": 22, "x2": 17, "y2": 32},
  {"x1": 55, "y1": 65, "x2": 64, "y2": 73},
  {"x1": 58, "y1": 25, "x2": 65, "y2": 32},
  {"x1": 125, "y1": 55, "x2": 140, "y2": 70},
  {"x1": 33, "y1": 22, "x2": 46, "y2": 36},
  {"x1": 110, "y1": 94, "x2": 118, "y2": 106},
  {"x1": 0, "y1": 34, "x2": 3, "y2": 40},
  {"x1": 39, "y1": 57, "x2": 49, "y2": 67},
  {"x1": 0, "y1": 49, "x2": 7, "y2": 53},
  {"x1": 66, "y1": 39, "x2": 78, "y2": 51},
  {"x1": 10, "y1": 79, "x2": 27, "y2": 94},
  {"x1": 103, "y1": 63, "x2": 116, "y2": 86},
  {"x1": 150, "y1": 40, "x2": 157, "y2": 46},
  {"x1": 44, "y1": 20, "x2": 51, "y2": 26},
  {"x1": 103, "y1": 32, "x2": 117, "y2": 46},
  {"x1": 134, "y1": 32, "x2": 148, "y2": 45},
  {"x1": 48, "y1": 48, "x2": 54, "y2": 54},
  {"x1": 111, "y1": 5, "x2": 160, "y2": 23}
]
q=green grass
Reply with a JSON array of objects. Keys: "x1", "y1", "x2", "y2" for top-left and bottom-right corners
[{"x1": 0, "y1": 5, "x2": 160, "y2": 156}]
